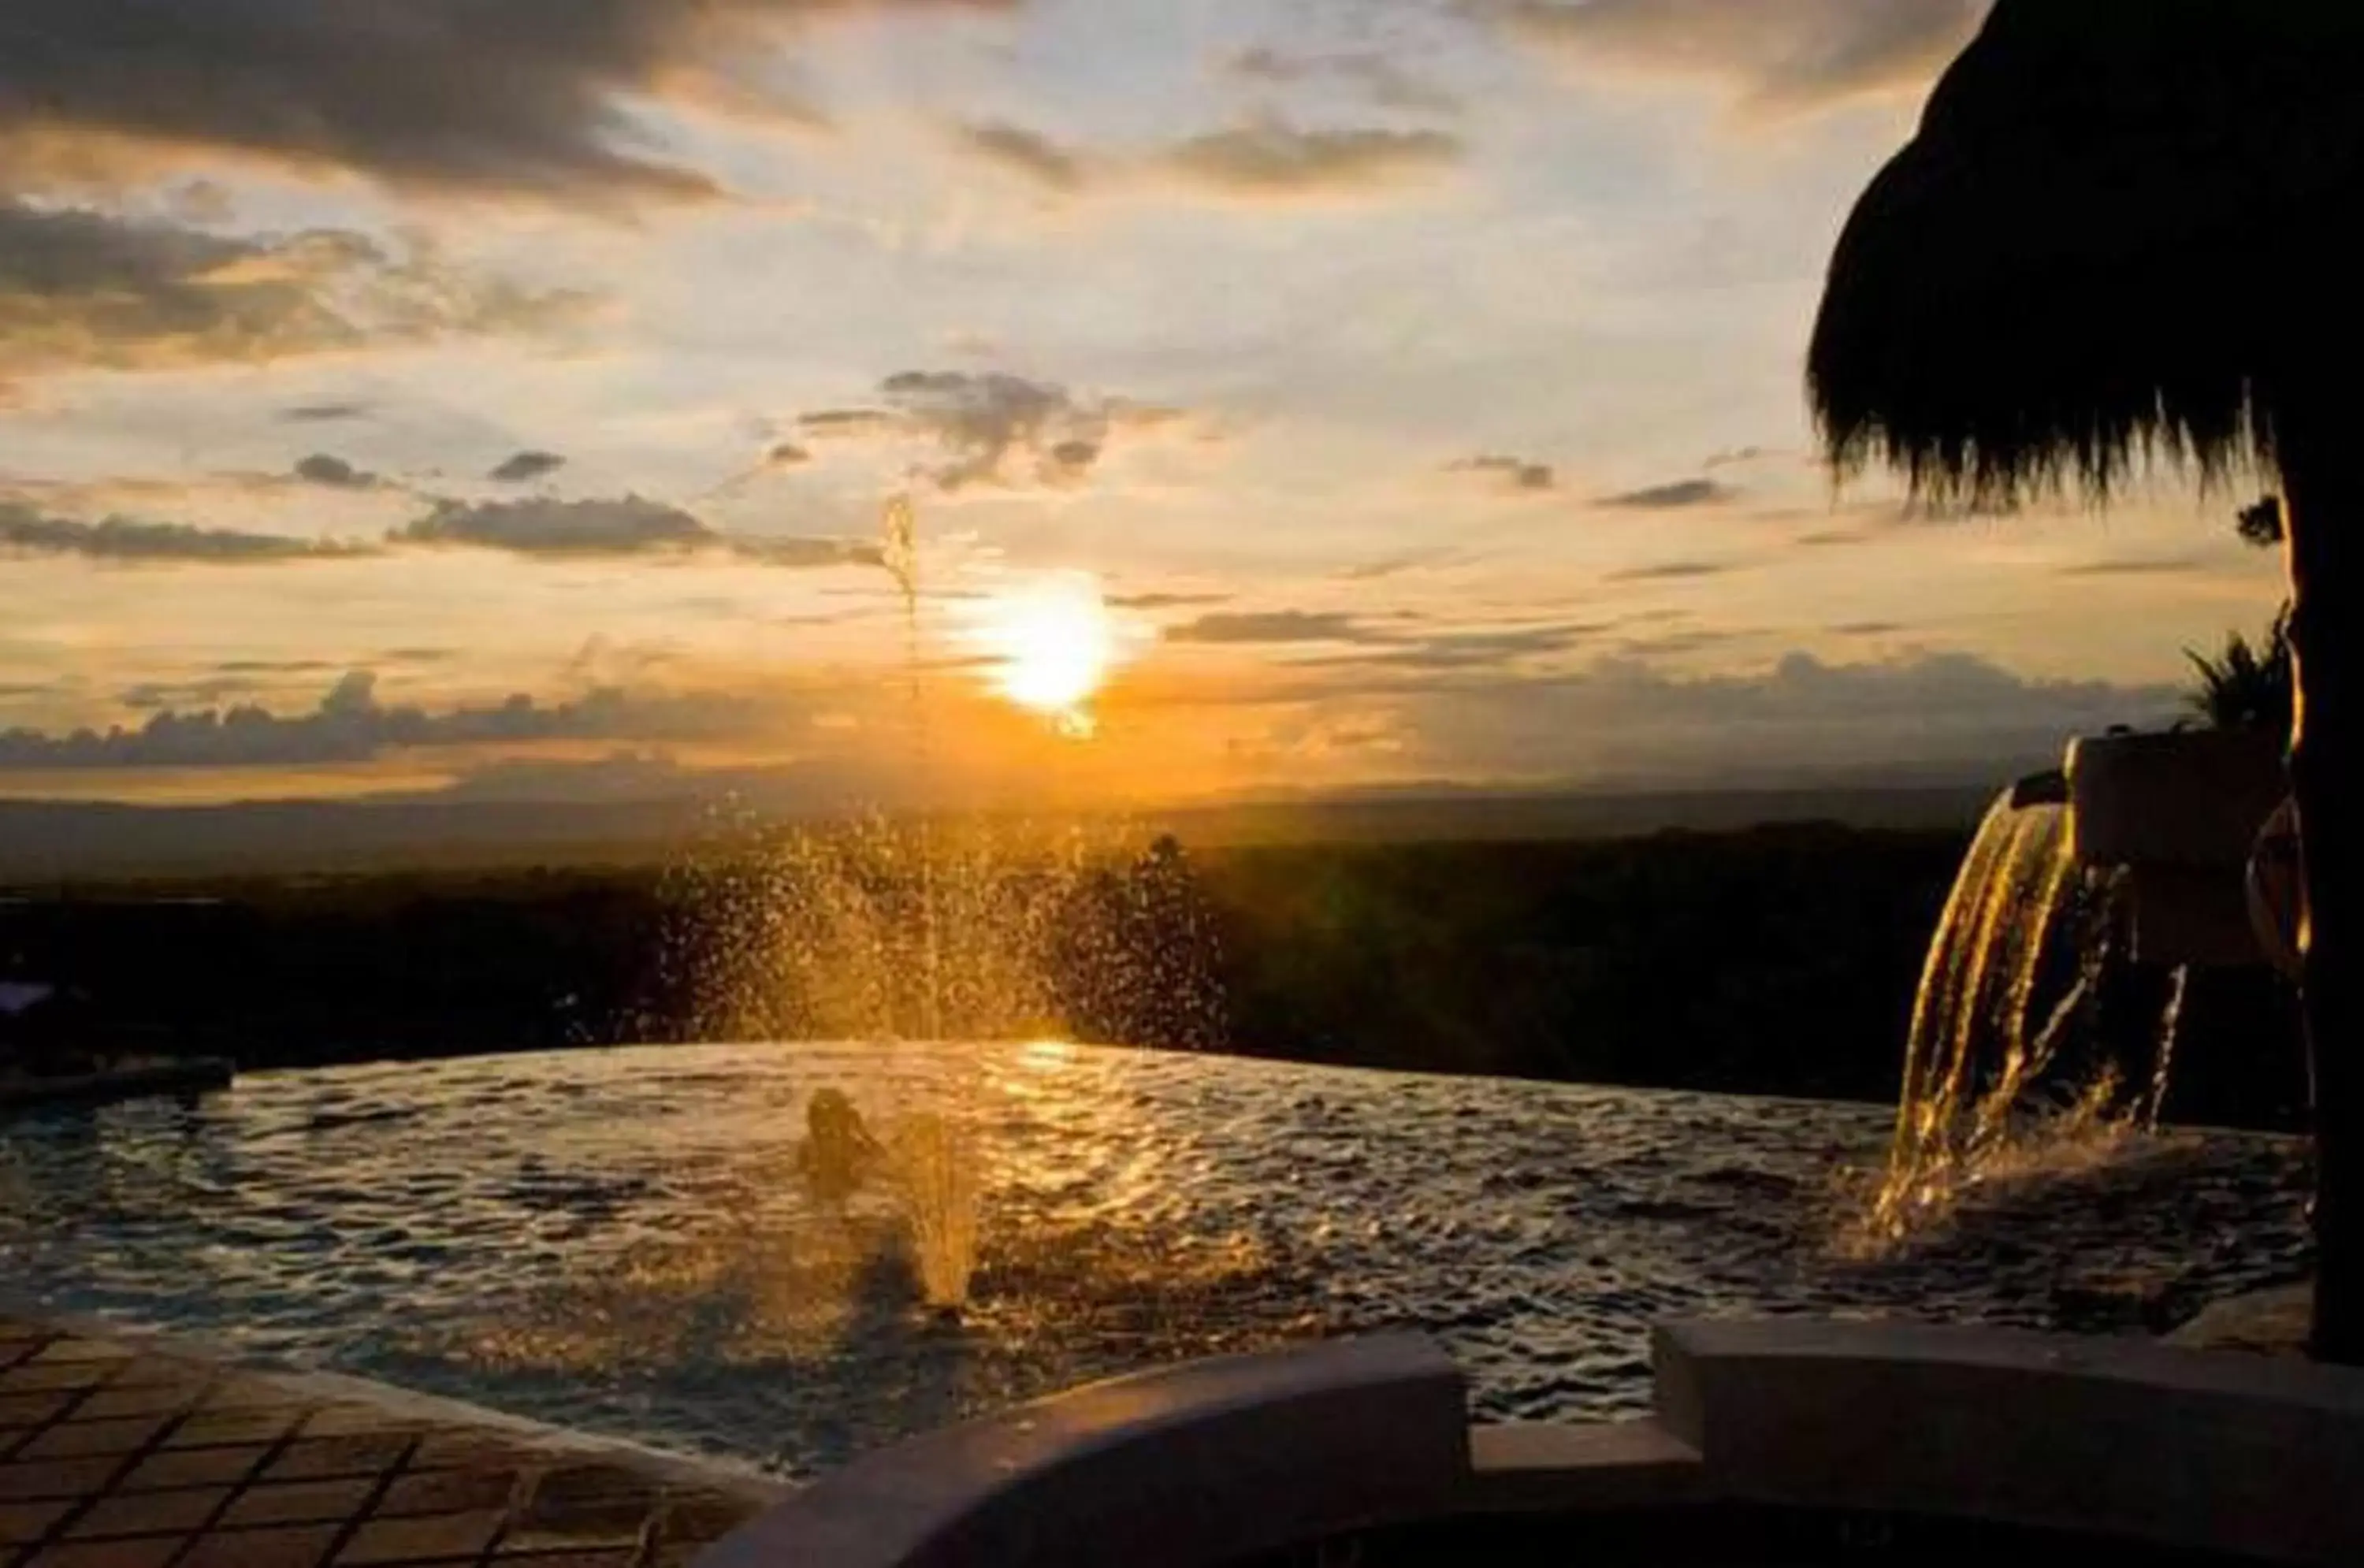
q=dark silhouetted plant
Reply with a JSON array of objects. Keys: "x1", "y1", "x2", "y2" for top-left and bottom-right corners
[
  {"x1": 2237, "y1": 496, "x2": 2286, "y2": 548},
  {"x1": 2185, "y1": 606, "x2": 2293, "y2": 744}
]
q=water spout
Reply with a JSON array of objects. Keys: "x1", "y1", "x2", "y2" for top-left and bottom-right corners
[
  {"x1": 882, "y1": 494, "x2": 945, "y2": 1043},
  {"x1": 1860, "y1": 791, "x2": 2186, "y2": 1249}
]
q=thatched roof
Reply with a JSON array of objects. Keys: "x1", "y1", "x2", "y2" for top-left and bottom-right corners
[{"x1": 1808, "y1": 1, "x2": 2364, "y2": 507}]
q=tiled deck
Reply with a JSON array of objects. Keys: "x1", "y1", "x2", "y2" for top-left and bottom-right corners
[{"x1": 0, "y1": 1315, "x2": 780, "y2": 1568}]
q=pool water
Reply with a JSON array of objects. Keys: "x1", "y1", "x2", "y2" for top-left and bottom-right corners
[{"x1": 0, "y1": 1042, "x2": 2311, "y2": 1479}]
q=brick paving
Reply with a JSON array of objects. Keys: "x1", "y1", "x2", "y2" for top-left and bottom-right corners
[{"x1": 0, "y1": 1316, "x2": 780, "y2": 1568}]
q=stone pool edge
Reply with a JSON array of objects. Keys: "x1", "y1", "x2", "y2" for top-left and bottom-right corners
[{"x1": 701, "y1": 1318, "x2": 2364, "y2": 1567}]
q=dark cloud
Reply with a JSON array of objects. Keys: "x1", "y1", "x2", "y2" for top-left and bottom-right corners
[
  {"x1": 292, "y1": 453, "x2": 381, "y2": 490},
  {"x1": 9, "y1": 490, "x2": 880, "y2": 570},
  {"x1": 2057, "y1": 559, "x2": 2203, "y2": 578},
  {"x1": 1, "y1": 501, "x2": 370, "y2": 563},
  {"x1": 1350, "y1": 622, "x2": 1606, "y2": 672},
  {"x1": 389, "y1": 494, "x2": 876, "y2": 567},
  {"x1": 1831, "y1": 621, "x2": 1906, "y2": 637},
  {"x1": 216, "y1": 659, "x2": 340, "y2": 675},
  {"x1": 1605, "y1": 560, "x2": 1733, "y2": 582},
  {"x1": 797, "y1": 407, "x2": 901, "y2": 435},
  {"x1": 1447, "y1": 454, "x2": 1556, "y2": 492},
  {"x1": 1598, "y1": 477, "x2": 1736, "y2": 510},
  {"x1": 1167, "y1": 611, "x2": 1371, "y2": 646},
  {"x1": 1795, "y1": 528, "x2": 1872, "y2": 548},
  {"x1": 395, "y1": 496, "x2": 712, "y2": 557},
  {"x1": 766, "y1": 443, "x2": 812, "y2": 467},
  {"x1": 0, "y1": 0, "x2": 1020, "y2": 201},
  {"x1": 1163, "y1": 119, "x2": 1463, "y2": 197},
  {"x1": 793, "y1": 371, "x2": 1173, "y2": 492},
  {"x1": 489, "y1": 450, "x2": 568, "y2": 485},
  {"x1": 1110, "y1": 591, "x2": 1231, "y2": 611},
  {"x1": 953, "y1": 121, "x2": 1091, "y2": 191},
  {"x1": 0, "y1": 199, "x2": 582, "y2": 381},
  {"x1": 278, "y1": 402, "x2": 372, "y2": 424},
  {"x1": 1490, "y1": 0, "x2": 1987, "y2": 113},
  {"x1": 0, "y1": 671, "x2": 761, "y2": 771},
  {"x1": 1167, "y1": 608, "x2": 1604, "y2": 671},
  {"x1": 880, "y1": 370, "x2": 1095, "y2": 489}
]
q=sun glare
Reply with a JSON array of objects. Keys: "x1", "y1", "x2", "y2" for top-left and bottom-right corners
[{"x1": 972, "y1": 574, "x2": 1121, "y2": 734}]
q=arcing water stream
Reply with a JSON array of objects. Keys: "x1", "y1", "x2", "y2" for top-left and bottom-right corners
[{"x1": 1861, "y1": 791, "x2": 2193, "y2": 1249}]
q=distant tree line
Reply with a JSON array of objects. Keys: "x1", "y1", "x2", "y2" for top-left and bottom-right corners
[{"x1": 0, "y1": 823, "x2": 2306, "y2": 1123}]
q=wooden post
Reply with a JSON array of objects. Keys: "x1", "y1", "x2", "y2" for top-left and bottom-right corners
[{"x1": 2279, "y1": 396, "x2": 2364, "y2": 1361}]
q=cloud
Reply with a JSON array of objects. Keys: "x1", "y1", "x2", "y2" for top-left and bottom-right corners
[
  {"x1": 119, "y1": 677, "x2": 265, "y2": 712},
  {"x1": 216, "y1": 659, "x2": 341, "y2": 675},
  {"x1": 489, "y1": 450, "x2": 568, "y2": 484},
  {"x1": 766, "y1": 443, "x2": 812, "y2": 468},
  {"x1": 1110, "y1": 591, "x2": 1231, "y2": 611},
  {"x1": 0, "y1": 199, "x2": 583, "y2": 381},
  {"x1": 0, "y1": 671, "x2": 762, "y2": 771},
  {"x1": 739, "y1": 535, "x2": 885, "y2": 569},
  {"x1": 2057, "y1": 559, "x2": 2202, "y2": 578},
  {"x1": 395, "y1": 496, "x2": 711, "y2": 557},
  {"x1": 1, "y1": 501, "x2": 370, "y2": 563},
  {"x1": 797, "y1": 407, "x2": 901, "y2": 436},
  {"x1": 0, "y1": 0, "x2": 1020, "y2": 202},
  {"x1": 1226, "y1": 47, "x2": 1463, "y2": 115},
  {"x1": 1343, "y1": 649, "x2": 2175, "y2": 786},
  {"x1": 1831, "y1": 621, "x2": 1906, "y2": 637},
  {"x1": 1162, "y1": 119, "x2": 1463, "y2": 198},
  {"x1": 1349, "y1": 622, "x2": 1606, "y2": 671},
  {"x1": 953, "y1": 121, "x2": 1091, "y2": 192},
  {"x1": 1166, "y1": 611, "x2": 1370, "y2": 645},
  {"x1": 1447, "y1": 454, "x2": 1556, "y2": 492},
  {"x1": 1163, "y1": 607, "x2": 1608, "y2": 674},
  {"x1": 881, "y1": 370, "x2": 1101, "y2": 489},
  {"x1": 388, "y1": 493, "x2": 878, "y2": 567},
  {"x1": 292, "y1": 453, "x2": 382, "y2": 490},
  {"x1": 278, "y1": 401, "x2": 372, "y2": 424},
  {"x1": 4, "y1": 490, "x2": 876, "y2": 571},
  {"x1": 1342, "y1": 550, "x2": 1459, "y2": 581},
  {"x1": 795, "y1": 371, "x2": 1184, "y2": 492},
  {"x1": 1488, "y1": 0, "x2": 1987, "y2": 114},
  {"x1": 1604, "y1": 560, "x2": 1732, "y2": 582},
  {"x1": 1598, "y1": 477, "x2": 1736, "y2": 510}
]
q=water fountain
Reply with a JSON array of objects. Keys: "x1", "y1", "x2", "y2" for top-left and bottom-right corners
[
  {"x1": 671, "y1": 496, "x2": 1225, "y2": 1317},
  {"x1": 1864, "y1": 728, "x2": 2292, "y2": 1247}
]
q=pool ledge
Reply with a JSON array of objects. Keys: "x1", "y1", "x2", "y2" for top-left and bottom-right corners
[{"x1": 700, "y1": 1319, "x2": 2364, "y2": 1566}]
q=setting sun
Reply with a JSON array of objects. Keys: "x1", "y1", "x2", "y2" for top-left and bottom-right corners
[{"x1": 972, "y1": 574, "x2": 1121, "y2": 734}]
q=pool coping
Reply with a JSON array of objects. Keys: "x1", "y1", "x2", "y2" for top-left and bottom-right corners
[{"x1": 697, "y1": 1317, "x2": 2364, "y2": 1567}]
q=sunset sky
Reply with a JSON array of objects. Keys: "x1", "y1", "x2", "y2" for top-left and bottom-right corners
[{"x1": 0, "y1": 0, "x2": 2287, "y2": 811}]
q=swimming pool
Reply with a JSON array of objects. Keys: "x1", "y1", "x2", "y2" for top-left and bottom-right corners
[{"x1": 0, "y1": 1041, "x2": 2311, "y2": 1478}]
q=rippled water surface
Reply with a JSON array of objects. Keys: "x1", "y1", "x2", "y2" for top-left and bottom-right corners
[{"x1": 0, "y1": 1042, "x2": 2312, "y2": 1477}]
